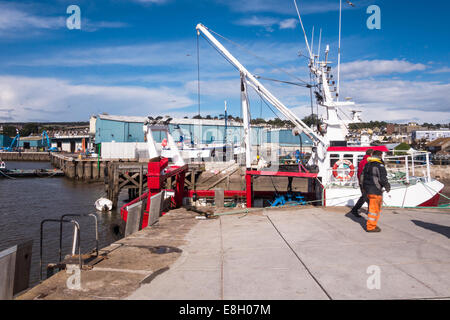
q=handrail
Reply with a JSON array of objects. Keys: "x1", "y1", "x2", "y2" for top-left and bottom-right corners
[
  {"x1": 59, "y1": 213, "x2": 99, "y2": 262},
  {"x1": 40, "y1": 219, "x2": 81, "y2": 282}
]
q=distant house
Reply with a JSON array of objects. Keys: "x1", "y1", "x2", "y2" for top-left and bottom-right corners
[
  {"x1": 413, "y1": 129, "x2": 450, "y2": 142},
  {"x1": 18, "y1": 136, "x2": 45, "y2": 150},
  {"x1": 426, "y1": 137, "x2": 450, "y2": 154}
]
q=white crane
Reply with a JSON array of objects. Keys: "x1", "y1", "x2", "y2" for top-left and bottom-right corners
[{"x1": 196, "y1": 23, "x2": 328, "y2": 171}]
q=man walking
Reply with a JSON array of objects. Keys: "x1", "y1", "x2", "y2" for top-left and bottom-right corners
[
  {"x1": 351, "y1": 148, "x2": 374, "y2": 217},
  {"x1": 360, "y1": 150, "x2": 391, "y2": 232}
]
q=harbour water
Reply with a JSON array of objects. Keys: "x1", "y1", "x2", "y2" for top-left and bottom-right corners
[{"x1": 0, "y1": 161, "x2": 125, "y2": 288}]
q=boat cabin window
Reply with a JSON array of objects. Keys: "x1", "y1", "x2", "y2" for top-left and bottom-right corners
[
  {"x1": 357, "y1": 155, "x2": 364, "y2": 163},
  {"x1": 343, "y1": 154, "x2": 353, "y2": 160},
  {"x1": 330, "y1": 154, "x2": 340, "y2": 167}
]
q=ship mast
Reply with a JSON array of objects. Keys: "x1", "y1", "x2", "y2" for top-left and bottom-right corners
[{"x1": 294, "y1": 0, "x2": 357, "y2": 145}]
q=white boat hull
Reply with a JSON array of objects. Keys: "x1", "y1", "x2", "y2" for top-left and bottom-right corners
[{"x1": 325, "y1": 179, "x2": 444, "y2": 208}]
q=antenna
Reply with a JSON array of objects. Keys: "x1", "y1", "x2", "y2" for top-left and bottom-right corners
[
  {"x1": 317, "y1": 28, "x2": 322, "y2": 63},
  {"x1": 293, "y1": 0, "x2": 312, "y2": 59},
  {"x1": 311, "y1": 26, "x2": 315, "y2": 59},
  {"x1": 337, "y1": 0, "x2": 342, "y2": 100}
]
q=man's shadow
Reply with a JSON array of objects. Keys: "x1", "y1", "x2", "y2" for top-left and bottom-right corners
[{"x1": 345, "y1": 209, "x2": 368, "y2": 230}]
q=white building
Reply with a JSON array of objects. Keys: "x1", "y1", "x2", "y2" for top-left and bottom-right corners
[
  {"x1": 412, "y1": 129, "x2": 450, "y2": 142},
  {"x1": 51, "y1": 135, "x2": 91, "y2": 153}
]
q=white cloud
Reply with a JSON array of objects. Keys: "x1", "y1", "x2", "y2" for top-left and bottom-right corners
[
  {"x1": 0, "y1": 75, "x2": 194, "y2": 122},
  {"x1": 0, "y1": 2, "x2": 128, "y2": 37},
  {"x1": 340, "y1": 59, "x2": 427, "y2": 79},
  {"x1": 0, "y1": 3, "x2": 64, "y2": 31},
  {"x1": 185, "y1": 79, "x2": 240, "y2": 97},
  {"x1": 428, "y1": 67, "x2": 450, "y2": 74},
  {"x1": 279, "y1": 18, "x2": 298, "y2": 29},
  {"x1": 181, "y1": 70, "x2": 450, "y2": 124},
  {"x1": 339, "y1": 79, "x2": 450, "y2": 123},
  {"x1": 80, "y1": 20, "x2": 129, "y2": 32},
  {"x1": 234, "y1": 15, "x2": 299, "y2": 31},
  {"x1": 235, "y1": 16, "x2": 279, "y2": 29},
  {"x1": 12, "y1": 41, "x2": 194, "y2": 67},
  {"x1": 217, "y1": 0, "x2": 345, "y2": 15},
  {"x1": 9, "y1": 39, "x2": 306, "y2": 73}
]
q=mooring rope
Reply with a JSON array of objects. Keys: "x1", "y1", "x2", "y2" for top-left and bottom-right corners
[
  {"x1": 0, "y1": 169, "x2": 16, "y2": 180},
  {"x1": 212, "y1": 190, "x2": 450, "y2": 217}
]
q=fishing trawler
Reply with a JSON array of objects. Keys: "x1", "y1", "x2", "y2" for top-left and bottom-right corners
[
  {"x1": 291, "y1": 1, "x2": 445, "y2": 207},
  {"x1": 192, "y1": 13, "x2": 445, "y2": 208},
  {"x1": 119, "y1": 3, "x2": 446, "y2": 231}
]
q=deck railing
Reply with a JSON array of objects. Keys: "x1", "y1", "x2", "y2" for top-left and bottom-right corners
[
  {"x1": 327, "y1": 151, "x2": 433, "y2": 187},
  {"x1": 384, "y1": 151, "x2": 431, "y2": 184}
]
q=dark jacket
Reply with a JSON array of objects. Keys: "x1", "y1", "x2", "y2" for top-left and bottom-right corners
[{"x1": 360, "y1": 157, "x2": 391, "y2": 195}]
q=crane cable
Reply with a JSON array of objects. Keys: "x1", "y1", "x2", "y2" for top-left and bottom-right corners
[
  {"x1": 203, "y1": 26, "x2": 310, "y2": 86},
  {"x1": 198, "y1": 30, "x2": 315, "y2": 125}
]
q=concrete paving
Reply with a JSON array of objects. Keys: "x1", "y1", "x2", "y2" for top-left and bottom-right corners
[{"x1": 127, "y1": 206, "x2": 450, "y2": 300}]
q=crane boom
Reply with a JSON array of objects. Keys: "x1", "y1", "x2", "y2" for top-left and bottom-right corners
[{"x1": 195, "y1": 23, "x2": 326, "y2": 147}]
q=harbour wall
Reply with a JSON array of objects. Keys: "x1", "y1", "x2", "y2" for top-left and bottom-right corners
[
  {"x1": 389, "y1": 164, "x2": 450, "y2": 180},
  {"x1": 50, "y1": 153, "x2": 145, "y2": 181},
  {"x1": 429, "y1": 165, "x2": 450, "y2": 180},
  {"x1": 0, "y1": 152, "x2": 50, "y2": 161},
  {"x1": 3, "y1": 152, "x2": 449, "y2": 181}
]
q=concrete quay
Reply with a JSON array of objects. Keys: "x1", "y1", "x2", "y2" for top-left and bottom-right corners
[{"x1": 17, "y1": 206, "x2": 450, "y2": 300}]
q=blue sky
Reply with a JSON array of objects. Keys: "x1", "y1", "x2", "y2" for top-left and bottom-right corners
[{"x1": 0, "y1": 0, "x2": 449, "y2": 123}]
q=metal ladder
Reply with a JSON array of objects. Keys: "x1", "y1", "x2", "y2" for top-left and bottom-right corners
[{"x1": 40, "y1": 213, "x2": 99, "y2": 282}]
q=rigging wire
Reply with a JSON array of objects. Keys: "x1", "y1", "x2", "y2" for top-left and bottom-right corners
[
  {"x1": 198, "y1": 28, "x2": 316, "y2": 128},
  {"x1": 254, "y1": 75, "x2": 313, "y2": 88},
  {"x1": 199, "y1": 34, "x2": 284, "y2": 123},
  {"x1": 205, "y1": 26, "x2": 310, "y2": 85},
  {"x1": 254, "y1": 87, "x2": 282, "y2": 120},
  {"x1": 199, "y1": 33, "x2": 239, "y2": 73}
]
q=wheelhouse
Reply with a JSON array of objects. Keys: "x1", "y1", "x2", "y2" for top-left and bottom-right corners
[{"x1": 323, "y1": 146, "x2": 389, "y2": 186}]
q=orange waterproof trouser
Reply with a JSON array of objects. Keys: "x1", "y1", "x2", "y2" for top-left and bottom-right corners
[{"x1": 367, "y1": 194, "x2": 383, "y2": 230}]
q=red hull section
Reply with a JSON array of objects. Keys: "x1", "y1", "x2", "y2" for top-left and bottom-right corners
[{"x1": 418, "y1": 189, "x2": 442, "y2": 207}]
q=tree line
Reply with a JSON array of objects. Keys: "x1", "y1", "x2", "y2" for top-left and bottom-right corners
[
  {"x1": 0, "y1": 122, "x2": 88, "y2": 137},
  {"x1": 189, "y1": 113, "x2": 321, "y2": 128}
]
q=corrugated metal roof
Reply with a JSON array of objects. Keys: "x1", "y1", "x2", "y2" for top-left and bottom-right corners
[
  {"x1": 427, "y1": 137, "x2": 450, "y2": 147},
  {"x1": 97, "y1": 114, "x2": 262, "y2": 127},
  {"x1": 98, "y1": 114, "x2": 147, "y2": 123},
  {"x1": 20, "y1": 136, "x2": 42, "y2": 141}
]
